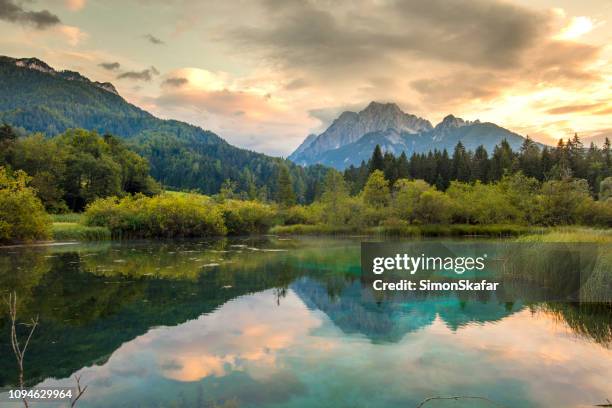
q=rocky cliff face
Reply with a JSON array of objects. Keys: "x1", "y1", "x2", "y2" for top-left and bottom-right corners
[{"x1": 289, "y1": 102, "x2": 432, "y2": 164}]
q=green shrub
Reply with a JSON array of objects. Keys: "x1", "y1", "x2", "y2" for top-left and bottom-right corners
[
  {"x1": 0, "y1": 167, "x2": 50, "y2": 243},
  {"x1": 85, "y1": 193, "x2": 226, "y2": 238},
  {"x1": 280, "y1": 205, "x2": 314, "y2": 225},
  {"x1": 221, "y1": 199, "x2": 277, "y2": 235}
]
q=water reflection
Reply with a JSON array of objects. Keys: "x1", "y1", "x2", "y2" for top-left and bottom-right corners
[{"x1": 0, "y1": 238, "x2": 611, "y2": 407}]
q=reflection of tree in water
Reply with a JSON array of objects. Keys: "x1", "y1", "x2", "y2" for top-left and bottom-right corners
[{"x1": 542, "y1": 302, "x2": 612, "y2": 348}]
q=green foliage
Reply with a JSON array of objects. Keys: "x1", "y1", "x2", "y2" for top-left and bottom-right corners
[
  {"x1": 391, "y1": 179, "x2": 430, "y2": 221},
  {"x1": 0, "y1": 128, "x2": 159, "y2": 211},
  {"x1": 540, "y1": 178, "x2": 592, "y2": 225},
  {"x1": 51, "y1": 213, "x2": 83, "y2": 223},
  {"x1": 447, "y1": 181, "x2": 521, "y2": 224},
  {"x1": 363, "y1": 170, "x2": 390, "y2": 208},
  {"x1": 0, "y1": 60, "x2": 329, "y2": 202},
  {"x1": 84, "y1": 194, "x2": 227, "y2": 238},
  {"x1": 600, "y1": 177, "x2": 612, "y2": 201},
  {"x1": 220, "y1": 200, "x2": 277, "y2": 235},
  {"x1": 276, "y1": 164, "x2": 296, "y2": 207},
  {"x1": 51, "y1": 222, "x2": 111, "y2": 241},
  {"x1": 320, "y1": 170, "x2": 351, "y2": 225},
  {"x1": 345, "y1": 135, "x2": 611, "y2": 195},
  {"x1": 0, "y1": 167, "x2": 50, "y2": 243},
  {"x1": 413, "y1": 190, "x2": 453, "y2": 224}
]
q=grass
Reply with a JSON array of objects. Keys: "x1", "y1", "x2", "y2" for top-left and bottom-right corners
[
  {"x1": 270, "y1": 223, "x2": 538, "y2": 237},
  {"x1": 516, "y1": 227, "x2": 612, "y2": 243},
  {"x1": 52, "y1": 222, "x2": 111, "y2": 241},
  {"x1": 51, "y1": 213, "x2": 84, "y2": 223}
]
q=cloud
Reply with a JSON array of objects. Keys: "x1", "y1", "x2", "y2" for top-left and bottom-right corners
[
  {"x1": 162, "y1": 77, "x2": 188, "y2": 87},
  {"x1": 546, "y1": 103, "x2": 606, "y2": 115},
  {"x1": 0, "y1": 0, "x2": 61, "y2": 29},
  {"x1": 228, "y1": 0, "x2": 550, "y2": 75},
  {"x1": 117, "y1": 66, "x2": 160, "y2": 81},
  {"x1": 56, "y1": 25, "x2": 88, "y2": 46},
  {"x1": 144, "y1": 34, "x2": 164, "y2": 45},
  {"x1": 99, "y1": 62, "x2": 121, "y2": 71},
  {"x1": 64, "y1": 0, "x2": 86, "y2": 11},
  {"x1": 284, "y1": 78, "x2": 309, "y2": 90}
]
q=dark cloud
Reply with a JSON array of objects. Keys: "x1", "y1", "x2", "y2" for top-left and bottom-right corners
[
  {"x1": 117, "y1": 66, "x2": 159, "y2": 81},
  {"x1": 284, "y1": 78, "x2": 309, "y2": 90},
  {"x1": 0, "y1": 0, "x2": 61, "y2": 29},
  {"x1": 99, "y1": 62, "x2": 120, "y2": 71},
  {"x1": 228, "y1": 0, "x2": 549, "y2": 72},
  {"x1": 144, "y1": 34, "x2": 164, "y2": 45},
  {"x1": 162, "y1": 77, "x2": 188, "y2": 87}
]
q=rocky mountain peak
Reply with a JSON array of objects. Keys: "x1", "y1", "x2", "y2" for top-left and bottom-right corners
[
  {"x1": 435, "y1": 114, "x2": 468, "y2": 130},
  {"x1": 3, "y1": 55, "x2": 119, "y2": 96}
]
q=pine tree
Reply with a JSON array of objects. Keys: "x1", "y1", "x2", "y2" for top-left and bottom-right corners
[
  {"x1": 276, "y1": 164, "x2": 296, "y2": 207},
  {"x1": 490, "y1": 139, "x2": 514, "y2": 181},
  {"x1": 452, "y1": 142, "x2": 470, "y2": 182},
  {"x1": 471, "y1": 145, "x2": 489, "y2": 182},
  {"x1": 603, "y1": 137, "x2": 611, "y2": 176},
  {"x1": 397, "y1": 152, "x2": 410, "y2": 180},
  {"x1": 369, "y1": 144, "x2": 384, "y2": 173},
  {"x1": 518, "y1": 136, "x2": 542, "y2": 179}
]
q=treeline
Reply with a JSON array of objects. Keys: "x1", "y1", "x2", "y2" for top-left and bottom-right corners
[
  {"x1": 344, "y1": 136, "x2": 612, "y2": 195},
  {"x1": 274, "y1": 168, "x2": 612, "y2": 233},
  {"x1": 0, "y1": 125, "x2": 159, "y2": 212}
]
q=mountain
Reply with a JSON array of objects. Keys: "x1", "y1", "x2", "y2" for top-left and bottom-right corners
[
  {"x1": 289, "y1": 102, "x2": 432, "y2": 164},
  {"x1": 289, "y1": 103, "x2": 529, "y2": 169},
  {"x1": 0, "y1": 56, "x2": 327, "y2": 200}
]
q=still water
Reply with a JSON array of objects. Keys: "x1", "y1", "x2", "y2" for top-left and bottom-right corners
[{"x1": 0, "y1": 237, "x2": 611, "y2": 408}]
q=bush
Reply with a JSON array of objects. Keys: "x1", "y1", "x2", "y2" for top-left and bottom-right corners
[
  {"x1": 541, "y1": 179, "x2": 592, "y2": 225},
  {"x1": 221, "y1": 199, "x2": 277, "y2": 235},
  {"x1": 281, "y1": 205, "x2": 316, "y2": 225},
  {"x1": 578, "y1": 200, "x2": 612, "y2": 227},
  {"x1": 85, "y1": 193, "x2": 226, "y2": 238},
  {"x1": 0, "y1": 167, "x2": 50, "y2": 243},
  {"x1": 447, "y1": 181, "x2": 520, "y2": 224},
  {"x1": 413, "y1": 190, "x2": 453, "y2": 224}
]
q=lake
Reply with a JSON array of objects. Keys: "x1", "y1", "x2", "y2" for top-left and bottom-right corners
[{"x1": 0, "y1": 237, "x2": 611, "y2": 408}]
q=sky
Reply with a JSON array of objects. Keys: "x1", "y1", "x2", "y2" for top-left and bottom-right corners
[{"x1": 1, "y1": 0, "x2": 611, "y2": 156}]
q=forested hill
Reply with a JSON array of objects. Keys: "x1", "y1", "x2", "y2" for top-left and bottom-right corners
[{"x1": 0, "y1": 56, "x2": 327, "y2": 200}]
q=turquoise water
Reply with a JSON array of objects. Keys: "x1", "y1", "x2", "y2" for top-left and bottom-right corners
[{"x1": 0, "y1": 237, "x2": 610, "y2": 407}]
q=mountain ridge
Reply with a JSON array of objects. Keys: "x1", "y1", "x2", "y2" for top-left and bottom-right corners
[
  {"x1": 289, "y1": 103, "x2": 529, "y2": 169},
  {"x1": 0, "y1": 55, "x2": 326, "y2": 200}
]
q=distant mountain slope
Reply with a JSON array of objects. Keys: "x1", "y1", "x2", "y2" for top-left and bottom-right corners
[
  {"x1": 0, "y1": 56, "x2": 326, "y2": 199},
  {"x1": 289, "y1": 103, "x2": 530, "y2": 169}
]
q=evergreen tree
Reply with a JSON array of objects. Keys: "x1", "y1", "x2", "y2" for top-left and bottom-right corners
[
  {"x1": 518, "y1": 136, "x2": 542, "y2": 179},
  {"x1": 490, "y1": 139, "x2": 514, "y2": 181},
  {"x1": 452, "y1": 142, "x2": 471, "y2": 182},
  {"x1": 397, "y1": 152, "x2": 410, "y2": 180},
  {"x1": 471, "y1": 145, "x2": 489, "y2": 182},
  {"x1": 369, "y1": 144, "x2": 385, "y2": 172},
  {"x1": 276, "y1": 164, "x2": 296, "y2": 207}
]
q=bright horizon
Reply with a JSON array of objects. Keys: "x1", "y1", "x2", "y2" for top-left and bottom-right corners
[{"x1": 1, "y1": 0, "x2": 611, "y2": 156}]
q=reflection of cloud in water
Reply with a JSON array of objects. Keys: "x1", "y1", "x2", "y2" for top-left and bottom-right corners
[
  {"x1": 29, "y1": 285, "x2": 612, "y2": 408},
  {"x1": 115, "y1": 290, "x2": 323, "y2": 383}
]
